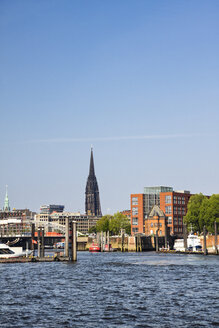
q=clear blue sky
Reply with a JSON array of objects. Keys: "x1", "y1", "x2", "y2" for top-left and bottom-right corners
[{"x1": 0, "y1": 0, "x2": 219, "y2": 214}]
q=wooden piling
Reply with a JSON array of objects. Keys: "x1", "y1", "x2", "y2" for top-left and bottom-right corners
[
  {"x1": 156, "y1": 230, "x2": 159, "y2": 252},
  {"x1": 183, "y1": 224, "x2": 188, "y2": 250},
  {"x1": 203, "y1": 225, "x2": 207, "y2": 255},
  {"x1": 121, "y1": 229, "x2": 125, "y2": 252},
  {"x1": 107, "y1": 230, "x2": 110, "y2": 251},
  {"x1": 31, "y1": 223, "x2": 35, "y2": 251},
  {"x1": 41, "y1": 227, "x2": 45, "y2": 258},
  {"x1": 72, "y1": 221, "x2": 77, "y2": 262},
  {"x1": 65, "y1": 216, "x2": 69, "y2": 258},
  {"x1": 214, "y1": 221, "x2": 218, "y2": 255},
  {"x1": 100, "y1": 231, "x2": 103, "y2": 252},
  {"x1": 37, "y1": 227, "x2": 41, "y2": 258},
  {"x1": 164, "y1": 223, "x2": 168, "y2": 249}
]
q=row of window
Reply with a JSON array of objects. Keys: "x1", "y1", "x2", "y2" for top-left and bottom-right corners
[
  {"x1": 165, "y1": 195, "x2": 186, "y2": 205},
  {"x1": 150, "y1": 223, "x2": 162, "y2": 227},
  {"x1": 132, "y1": 197, "x2": 138, "y2": 205},
  {"x1": 165, "y1": 207, "x2": 186, "y2": 215}
]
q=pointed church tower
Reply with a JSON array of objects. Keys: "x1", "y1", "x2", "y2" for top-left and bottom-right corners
[
  {"x1": 85, "y1": 148, "x2": 102, "y2": 216},
  {"x1": 3, "y1": 185, "x2": 10, "y2": 212}
]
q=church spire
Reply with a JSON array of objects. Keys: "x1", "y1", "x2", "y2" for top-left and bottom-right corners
[
  {"x1": 89, "y1": 147, "x2": 95, "y2": 176},
  {"x1": 3, "y1": 185, "x2": 10, "y2": 212},
  {"x1": 85, "y1": 148, "x2": 102, "y2": 216}
]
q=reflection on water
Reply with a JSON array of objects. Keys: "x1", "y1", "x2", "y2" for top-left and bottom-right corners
[{"x1": 0, "y1": 252, "x2": 218, "y2": 328}]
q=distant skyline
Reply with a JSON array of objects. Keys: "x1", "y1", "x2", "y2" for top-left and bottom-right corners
[{"x1": 1, "y1": 1, "x2": 219, "y2": 214}]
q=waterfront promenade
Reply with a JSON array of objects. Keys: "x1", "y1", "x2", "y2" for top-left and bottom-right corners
[{"x1": 0, "y1": 252, "x2": 218, "y2": 327}]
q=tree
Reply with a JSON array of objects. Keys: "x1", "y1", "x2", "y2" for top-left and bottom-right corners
[
  {"x1": 109, "y1": 212, "x2": 131, "y2": 235},
  {"x1": 184, "y1": 193, "x2": 219, "y2": 233},
  {"x1": 184, "y1": 193, "x2": 207, "y2": 233},
  {"x1": 88, "y1": 225, "x2": 97, "y2": 234},
  {"x1": 201, "y1": 194, "x2": 219, "y2": 233},
  {"x1": 96, "y1": 215, "x2": 112, "y2": 232}
]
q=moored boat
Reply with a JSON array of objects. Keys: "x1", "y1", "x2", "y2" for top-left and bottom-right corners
[
  {"x1": 0, "y1": 243, "x2": 33, "y2": 259},
  {"x1": 89, "y1": 243, "x2": 101, "y2": 252}
]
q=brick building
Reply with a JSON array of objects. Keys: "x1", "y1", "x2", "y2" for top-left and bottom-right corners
[
  {"x1": 160, "y1": 190, "x2": 191, "y2": 236},
  {"x1": 130, "y1": 186, "x2": 172, "y2": 235},
  {"x1": 131, "y1": 187, "x2": 195, "y2": 237}
]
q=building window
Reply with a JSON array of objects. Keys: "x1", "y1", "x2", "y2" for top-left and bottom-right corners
[
  {"x1": 182, "y1": 197, "x2": 185, "y2": 205},
  {"x1": 178, "y1": 208, "x2": 182, "y2": 214},
  {"x1": 168, "y1": 216, "x2": 172, "y2": 224},
  {"x1": 174, "y1": 207, "x2": 177, "y2": 215},
  {"x1": 150, "y1": 230, "x2": 153, "y2": 235},
  {"x1": 160, "y1": 230, "x2": 162, "y2": 235},
  {"x1": 132, "y1": 207, "x2": 138, "y2": 216},
  {"x1": 178, "y1": 197, "x2": 181, "y2": 204},
  {"x1": 151, "y1": 223, "x2": 153, "y2": 227},
  {"x1": 174, "y1": 196, "x2": 177, "y2": 204},
  {"x1": 132, "y1": 227, "x2": 138, "y2": 233},
  {"x1": 132, "y1": 197, "x2": 138, "y2": 205},
  {"x1": 165, "y1": 206, "x2": 172, "y2": 214},
  {"x1": 174, "y1": 217, "x2": 178, "y2": 225},
  {"x1": 165, "y1": 195, "x2": 172, "y2": 204},
  {"x1": 178, "y1": 218, "x2": 182, "y2": 225},
  {"x1": 182, "y1": 208, "x2": 185, "y2": 215},
  {"x1": 132, "y1": 217, "x2": 138, "y2": 225}
]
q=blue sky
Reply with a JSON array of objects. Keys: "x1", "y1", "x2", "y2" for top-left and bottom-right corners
[{"x1": 0, "y1": 0, "x2": 219, "y2": 213}]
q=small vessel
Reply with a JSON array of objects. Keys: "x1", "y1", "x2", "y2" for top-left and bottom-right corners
[
  {"x1": 89, "y1": 243, "x2": 101, "y2": 252},
  {"x1": 0, "y1": 243, "x2": 33, "y2": 259},
  {"x1": 174, "y1": 233, "x2": 202, "y2": 252},
  {"x1": 187, "y1": 233, "x2": 202, "y2": 251},
  {"x1": 104, "y1": 244, "x2": 117, "y2": 252}
]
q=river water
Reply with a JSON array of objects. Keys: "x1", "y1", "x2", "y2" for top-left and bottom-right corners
[{"x1": 0, "y1": 252, "x2": 218, "y2": 328}]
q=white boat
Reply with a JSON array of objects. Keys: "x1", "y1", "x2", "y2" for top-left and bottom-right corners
[
  {"x1": 174, "y1": 233, "x2": 202, "y2": 252},
  {"x1": 0, "y1": 243, "x2": 33, "y2": 259},
  {"x1": 187, "y1": 233, "x2": 202, "y2": 251}
]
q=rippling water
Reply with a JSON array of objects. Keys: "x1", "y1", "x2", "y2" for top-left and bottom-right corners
[{"x1": 0, "y1": 252, "x2": 218, "y2": 327}]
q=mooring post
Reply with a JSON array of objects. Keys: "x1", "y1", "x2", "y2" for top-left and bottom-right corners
[
  {"x1": 41, "y1": 227, "x2": 45, "y2": 258},
  {"x1": 121, "y1": 229, "x2": 125, "y2": 252},
  {"x1": 72, "y1": 221, "x2": 77, "y2": 262},
  {"x1": 156, "y1": 229, "x2": 159, "y2": 252},
  {"x1": 214, "y1": 221, "x2": 218, "y2": 255},
  {"x1": 37, "y1": 227, "x2": 41, "y2": 258},
  {"x1": 203, "y1": 225, "x2": 207, "y2": 255},
  {"x1": 65, "y1": 216, "x2": 69, "y2": 258},
  {"x1": 100, "y1": 231, "x2": 103, "y2": 252},
  {"x1": 104, "y1": 231, "x2": 106, "y2": 251},
  {"x1": 107, "y1": 230, "x2": 110, "y2": 251},
  {"x1": 164, "y1": 223, "x2": 168, "y2": 249},
  {"x1": 31, "y1": 223, "x2": 35, "y2": 252},
  {"x1": 183, "y1": 224, "x2": 188, "y2": 251}
]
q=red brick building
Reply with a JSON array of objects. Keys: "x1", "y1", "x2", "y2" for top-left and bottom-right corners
[
  {"x1": 160, "y1": 190, "x2": 191, "y2": 236},
  {"x1": 131, "y1": 188, "x2": 193, "y2": 237},
  {"x1": 131, "y1": 194, "x2": 144, "y2": 234}
]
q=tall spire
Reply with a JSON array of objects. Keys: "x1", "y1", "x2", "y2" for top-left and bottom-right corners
[
  {"x1": 89, "y1": 147, "x2": 95, "y2": 176},
  {"x1": 3, "y1": 185, "x2": 10, "y2": 212},
  {"x1": 85, "y1": 148, "x2": 102, "y2": 216}
]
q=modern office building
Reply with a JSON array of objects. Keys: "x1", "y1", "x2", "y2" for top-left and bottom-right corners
[
  {"x1": 131, "y1": 186, "x2": 173, "y2": 235},
  {"x1": 85, "y1": 148, "x2": 102, "y2": 216},
  {"x1": 35, "y1": 211, "x2": 100, "y2": 235},
  {"x1": 40, "y1": 205, "x2": 65, "y2": 215}
]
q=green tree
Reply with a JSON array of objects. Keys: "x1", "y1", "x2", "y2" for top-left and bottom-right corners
[
  {"x1": 88, "y1": 225, "x2": 97, "y2": 234},
  {"x1": 96, "y1": 215, "x2": 112, "y2": 232},
  {"x1": 201, "y1": 194, "x2": 219, "y2": 232},
  {"x1": 184, "y1": 193, "x2": 207, "y2": 233},
  {"x1": 109, "y1": 212, "x2": 131, "y2": 235}
]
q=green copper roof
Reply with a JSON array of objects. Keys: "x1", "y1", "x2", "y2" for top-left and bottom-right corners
[{"x1": 3, "y1": 185, "x2": 10, "y2": 211}]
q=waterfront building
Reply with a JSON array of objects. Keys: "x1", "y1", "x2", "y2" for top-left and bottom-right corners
[
  {"x1": 160, "y1": 190, "x2": 191, "y2": 236},
  {"x1": 85, "y1": 148, "x2": 102, "y2": 216},
  {"x1": 145, "y1": 205, "x2": 167, "y2": 236},
  {"x1": 35, "y1": 211, "x2": 100, "y2": 235},
  {"x1": 40, "y1": 204, "x2": 64, "y2": 214},
  {"x1": 131, "y1": 186, "x2": 173, "y2": 235}
]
